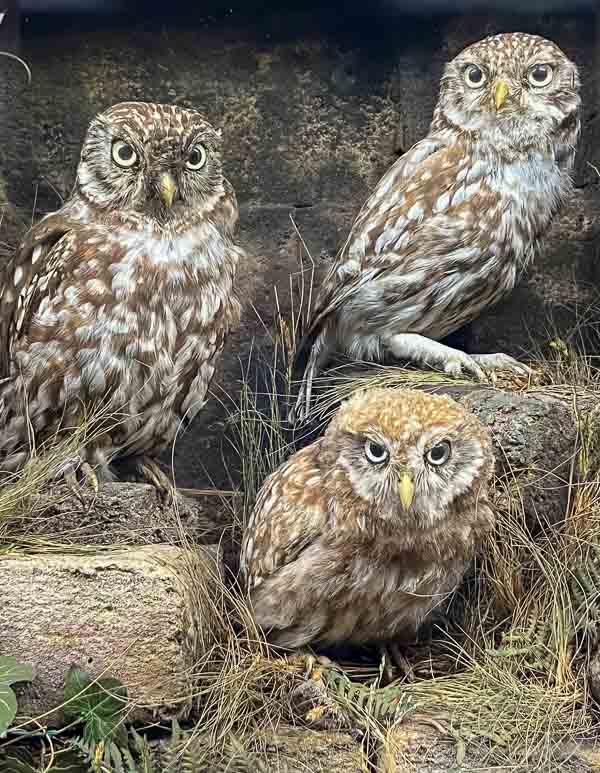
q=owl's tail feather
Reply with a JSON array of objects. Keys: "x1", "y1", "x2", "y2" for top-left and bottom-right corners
[{"x1": 288, "y1": 326, "x2": 332, "y2": 425}]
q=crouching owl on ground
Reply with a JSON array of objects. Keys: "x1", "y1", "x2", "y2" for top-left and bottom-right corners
[
  {"x1": 291, "y1": 33, "x2": 581, "y2": 421},
  {"x1": 241, "y1": 388, "x2": 494, "y2": 659},
  {"x1": 0, "y1": 101, "x2": 243, "y2": 490}
]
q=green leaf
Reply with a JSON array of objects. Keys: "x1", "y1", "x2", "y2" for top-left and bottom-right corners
[
  {"x1": 0, "y1": 689, "x2": 17, "y2": 739},
  {"x1": 0, "y1": 656, "x2": 34, "y2": 687},
  {"x1": 83, "y1": 712, "x2": 128, "y2": 749},
  {"x1": 63, "y1": 665, "x2": 93, "y2": 719},
  {"x1": 64, "y1": 666, "x2": 128, "y2": 754},
  {"x1": 0, "y1": 656, "x2": 34, "y2": 737},
  {"x1": 64, "y1": 667, "x2": 127, "y2": 724}
]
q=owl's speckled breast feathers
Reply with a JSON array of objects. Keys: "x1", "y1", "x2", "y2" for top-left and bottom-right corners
[{"x1": 0, "y1": 102, "x2": 243, "y2": 477}]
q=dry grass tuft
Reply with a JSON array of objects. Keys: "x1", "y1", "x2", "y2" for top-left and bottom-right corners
[{"x1": 0, "y1": 402, "x2": 133, "y2": 553}]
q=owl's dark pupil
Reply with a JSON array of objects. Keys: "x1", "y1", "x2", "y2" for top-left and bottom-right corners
[
  {"x1": 531, "y1": 65, "x2": 548, "y2": 82},
  {"x1": 469, "y1": 66, "x2": 483, "y2": 83},
  {"x1": 430, "y1": 446, "x2": 444, "y2": 460},
  {"x1": 118, "y1": 144, "x2": 133, "y2": 161},
  {"x1": 189, "y1": 150, "x2": 201, "y2": 165},
  {"x1": 368, "y1": 442, "x2": 386, "y2": 459}
]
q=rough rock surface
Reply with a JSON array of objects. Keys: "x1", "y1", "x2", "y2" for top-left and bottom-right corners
[
  {"x1": 254, "y1": 726, "x2": 368, "y2": 772},
  {"x1": 459, "y1": 387, "x2": 577, "y2": 529},
  {"x1": 12, "y1": 481, "x2": 227, "y2": 546},
  {"x1": 1, "y1": 544, "x2": 222, "y2": 724},
  {"x1": 0, "y1": 6, "x2": 596, "y2": 493}
]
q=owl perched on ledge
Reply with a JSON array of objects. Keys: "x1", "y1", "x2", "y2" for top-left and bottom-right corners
[
  {"x1": 291, "y1": 33, "x2": 581, "y2": 421},
  {"x1": 241, "y1": 388, "x2": 494, "y2": 659},
  {"x1": 0, "y1": 102, "x2": 243, "y2": 489}
]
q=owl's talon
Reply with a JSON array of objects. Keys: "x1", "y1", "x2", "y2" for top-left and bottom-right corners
[
  {"x1": 441, "y1": 351, "x2": 487, "y2": 382},
  {"x1": 53, "y1": 456, "x2": 98, "y2": 506},
  {"x1": 470, "y1": 353, "x2": 533, "y2": 378},
  {"x1": 137, "y1": 458, "x2": 176, "y2": 506},
  {"x1": 288, "y1": 652, "x2": 336, "y2": 681},
  {"x1": 380, "y1": 643, "x2": 415, "y2": 684}
]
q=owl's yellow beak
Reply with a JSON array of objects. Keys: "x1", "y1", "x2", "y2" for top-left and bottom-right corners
[
  {"x1": 494, "y1": 80, "x2": 510, "y2": 111},
  {"x1": 159, "y1": 173, "x2": 177, "y2": 208},
  {"x1": 398, "y1": 472, "x2": 415, "y2": 511}
]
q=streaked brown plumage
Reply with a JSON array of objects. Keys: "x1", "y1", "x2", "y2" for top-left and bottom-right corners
[
  {"x1": 241, "y1": 388, "x2": 494, "y2": 653},
  {"x1": 0, "y1": 102, "x2": 243, "y2": 483},
  {"x1": 291, "y1": 33, "x2": 581, "y2": 421}
]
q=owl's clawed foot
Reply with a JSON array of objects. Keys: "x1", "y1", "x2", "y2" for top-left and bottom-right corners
[
  {"x1": 53, "y1": 455, "x2": 99, "y2": 506},
  {"x1": 136, "y1": 458, "x2": 176, "y2": 506},
  {"x1": 288, "y1": 651, "x2": 337, "y2": 681},
  {"x1": 387, "y1": 334, "x2": 532, "y2": 384},
  {"x1": 470, "y1": 353, "x2": 533, "y2": 379},
  {"x1": 442, "y1": 352, "x2": 487, "y2": 382},
  {"x1": 379, "y1": 643, "x2": 415, "y2": 684}
]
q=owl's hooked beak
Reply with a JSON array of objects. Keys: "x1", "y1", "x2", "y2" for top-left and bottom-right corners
[
  {"x1": 397, "y1": 471, "x2": 415, "y2": 512},
  {"x1": 159, "y1": 173, "x2": 178, "y2": 208},
  {"x1": 493, "y1": 80, "x2": 510, "y2": 111}
]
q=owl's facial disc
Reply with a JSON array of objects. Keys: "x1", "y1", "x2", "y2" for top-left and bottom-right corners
[
  {"x1": 437, "y1": 33, "x2": 580, "y2": 151},
  {"x1": 345, "y1": 432, "x2": 457, "y2": 516},
  {"x1": 76, "y1": 102, "x2": 223, "y2": 223}
]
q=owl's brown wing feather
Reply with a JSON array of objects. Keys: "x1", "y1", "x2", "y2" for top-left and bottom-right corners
[
  {"x1": 241, "y1": 442, "x2": 329, "y2": 588},
  {"x1": 0, "y1": 213, "x2": 77, "y2": 377},
  {"x1": 293, "y1": 136, "x2": 448, "y2": 374}
]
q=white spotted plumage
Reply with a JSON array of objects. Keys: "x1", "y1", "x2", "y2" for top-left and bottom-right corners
[
  {"x1": 0, "y1": 101, "x2": 242, "y2": 481},
  {"x1": 291, "y1": 33, "x2": 581, "y2": 421}
]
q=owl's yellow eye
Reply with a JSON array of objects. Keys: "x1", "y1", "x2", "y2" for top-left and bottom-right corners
[
  {"x1": 364, "y1": 440, "x2": 389, "y2": 466},
  {"x1": 186, "y1": 145, "x2": 207, "y2": 170},
  {"x1": 425, "y1": 440, "x2": 452, "y2": 467},
  {"x1": 463, "y1": 64, "x2": 487, "y2": 89},
  {"x1": 111, "y1": 140, "x2": 138, "y2": 168},
  {"x1": 528, "y1": 63, "x2": 554, "y2": 88}
]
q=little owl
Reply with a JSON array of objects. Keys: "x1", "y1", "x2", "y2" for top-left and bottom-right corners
[
  {"x1": 291, "y1": 33, "x2": 581, "y2": 420},
  {"x1": 241, "y1": 388, "x2": 494, "y2": 665},
  {"x1": 0, "y1": 101, "x2": 243, "y2": 490}
]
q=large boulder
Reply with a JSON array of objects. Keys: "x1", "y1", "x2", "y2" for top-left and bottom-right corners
[{"x1": 1, "y1": 544, "x2": 223, "y2": 725}]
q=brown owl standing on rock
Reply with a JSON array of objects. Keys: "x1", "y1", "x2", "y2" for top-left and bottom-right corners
[
  {"x1": 241, "y1": 388, "x2": 494, "y2": 669},
  {"x1": 0, "y1": 102, "x2": 243, "y2": 493},
  {"x1": 291, "y1": 33, "x2": 581, "y2": 421}
]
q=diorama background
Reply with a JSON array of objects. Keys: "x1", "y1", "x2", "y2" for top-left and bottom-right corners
[{"x1": 0, "y1": 0, "x2": 597, "y2": 488}]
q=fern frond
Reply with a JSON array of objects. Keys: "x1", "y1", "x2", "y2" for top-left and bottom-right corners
[{"x1": 323, "y1": 667, "x2": 416, "y2": 726}]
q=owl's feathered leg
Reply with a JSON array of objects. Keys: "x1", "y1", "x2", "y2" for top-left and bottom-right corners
[{"x1": 386, "y1": 333, "x2": 530, "y2": 381}]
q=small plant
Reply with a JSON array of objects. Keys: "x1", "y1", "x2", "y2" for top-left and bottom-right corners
[
  {"x1": 63, "y1": 666, "x2": 129, "y2": 771},
  {"x1": 0, "y1": 655, "x2": 34, "y2": 737}
]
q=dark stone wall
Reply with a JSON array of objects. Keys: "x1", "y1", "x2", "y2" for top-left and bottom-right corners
[{"x1": 0, "y1": 5, "x2": 597, "y2": 488}]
